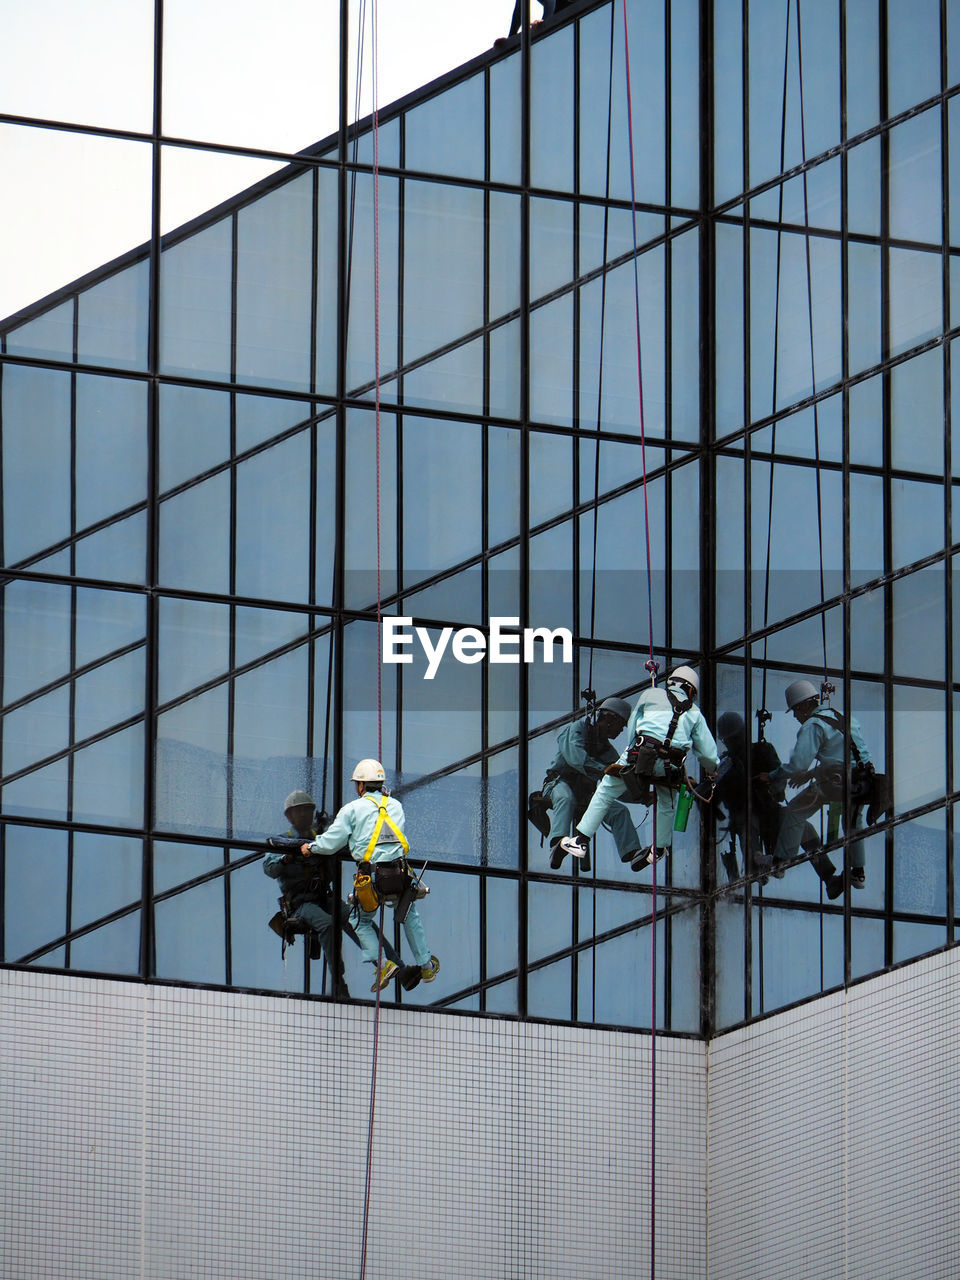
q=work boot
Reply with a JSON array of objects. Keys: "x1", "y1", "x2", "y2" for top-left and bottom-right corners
[
  {"x1": 370, "y1": 959, "x2": 399, "y2": 992},
  {"x1": 284, "y1": 915, "x2": 310, "y2": 935},
  {"x1": 826, "y1": 873, "x2": 844, "y2": 900},
  {"x1": 621, "y1": 848, "x2": 641, "y2": 865},
  {"x1": 809, "y1": 849, "x2": 837, "y2": 886},
  {"x1": 850, "y1": 867, "x2": 865, "y2": 889},
  {"x1": 420, "y1": 956, "x2": 441, "y2": 982},
  {"x1": 549, "y1": 838, "x2": 566, "y2": 870},
  {"x1": 721, "y1": 850, "x2": 741, "y2": 884},
  {"x1": 399, "y1": 965, "x2": 422, "y2": 991},
  {"x1": 558, "y1": 834, "x2": 589, "y2": 863}
]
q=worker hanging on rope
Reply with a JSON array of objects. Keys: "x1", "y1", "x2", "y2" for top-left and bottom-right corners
[
  {"x1": 299, "y1": 759, "x2": 440, "y2": 994},
  {"x1": 558, "y1": 665, "x2": 719, "y2": 872},
  {"x1": 263, "y1": 789, "x2": 404, "y2": 1000},
  {"x1": 528, "y1": 694, "x2": 639, "y2": 873},
  {"x1": 713, "y1": 713, "x2": 837, "y2": 890},
  {"x1": 758, "y1": 679, "x2": 891, "y2": 898}
]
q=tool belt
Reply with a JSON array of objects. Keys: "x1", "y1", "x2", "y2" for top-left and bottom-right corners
[
  {"x1": 615, "y1": 735, "x2": 687, "y2": 804},
  {"x1": 815, "y1": 759, "x2": 891, "y2": 819},
  {"x1": 353, "y1": 794, "x2": 414, "y2": 915}
]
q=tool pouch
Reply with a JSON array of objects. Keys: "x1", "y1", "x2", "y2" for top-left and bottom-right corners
[
  {"x1": 526, "y1": 790, "x2": 552, "y2": 839},
  {"x1": 353, "y1": 869, "x2": 379, "y2": 912},
  {"x1": 374, "y1": 860, "x2": 413, "y2": 900}
]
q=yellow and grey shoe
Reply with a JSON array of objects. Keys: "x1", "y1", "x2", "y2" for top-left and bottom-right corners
[
  {"x1": 420, "y1": 955, "x2": 441, "y2": 982},
  {"x1": 370, "y1": 959, "x2": 399, "y2": 992}
]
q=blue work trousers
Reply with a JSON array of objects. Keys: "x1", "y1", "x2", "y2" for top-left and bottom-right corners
[
  {"x1": 774, "y1": 784, "x2": 866, "y2": 868},
  {"x1": 577, "y1": 760, "x2": 678, "y2": 849},
  {"x1": 547, "y1": 777, "x2": 638, "y2": 861},
  {"x1": 354, "y1": 899, "x2": 431, "y2": 967}
]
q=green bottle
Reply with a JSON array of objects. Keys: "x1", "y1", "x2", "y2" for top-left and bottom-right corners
[{"x1": 674, "y1": 782, "x2": 694, "y2": 832}]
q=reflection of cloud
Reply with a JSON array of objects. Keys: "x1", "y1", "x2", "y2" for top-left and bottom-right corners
[{"x1": 0, "y1": 4, "x2": 505, "y2": 323}]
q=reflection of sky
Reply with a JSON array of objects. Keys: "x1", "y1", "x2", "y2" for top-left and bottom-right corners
[{"x1": 0, "y1": 0, "x2": 508, "y2": 320}]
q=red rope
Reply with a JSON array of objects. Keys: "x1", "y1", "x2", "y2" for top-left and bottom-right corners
[
  {"x1": 620, "y1": 3, "x2": 656, "y2": 1275},
  {"x1": 359, "y1": 4, "x2": 384, "y2": 1277},
  {"x1": 620, "y1": 1, "x2": 656, "y2": 674},
  {"x1": 372, "y1": 0, "x2": 383, "y2": 763},
  {"x1": 358, "y1": 914, "x2": 386, "y2": 1280}
]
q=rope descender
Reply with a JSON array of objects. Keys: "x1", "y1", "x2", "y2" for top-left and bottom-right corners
[
  {"x1": 819, "y1": 678, "x2": 836, "y2": 705},
  {"x1": 645, "y1": 658, "x2": 660, "y2": 686},
  {"x1": 755, "y1": 707, "x2": 772, "y2": 741}
]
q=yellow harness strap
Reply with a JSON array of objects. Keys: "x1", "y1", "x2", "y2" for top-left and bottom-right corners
[{"x1": 362, "y1": 794, "x2": 409, "y2": 862}]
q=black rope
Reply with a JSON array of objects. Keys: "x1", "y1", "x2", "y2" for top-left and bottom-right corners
[
  {"x1": 586, "y1": 3, "x2": 618, "y2": 696},
  {"x1": 759, "y1": 2, "x2": 793, "y2": 717},
  {"x1": 793, "y1": 0, "x2": 829, "y2": 679}
]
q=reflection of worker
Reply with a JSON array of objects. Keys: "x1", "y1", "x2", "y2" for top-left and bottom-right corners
[
  {"x1": 715, "y1": 713, "x2": 837, "y2": 892},
  {"x1": 263, "y1": 790, "x2": 401, "y2": 1000},
  {"x1": 302, "y1": 760, "x2": 440, "y2": 993},
  {"x1": 540, "y1": 697, "x2": 637, "y2": 872},
  {"x1": 766, "y1": 680, "x2": 873, "y2": 897},
  {"x1": 559, "y1": 666, "x2": 719, "y2": 872}
]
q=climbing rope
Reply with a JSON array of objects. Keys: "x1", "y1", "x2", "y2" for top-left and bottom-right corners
[
  {"x1": 619, "y1": 2, "x2": 658, "y2": 1275},
  {"x1": 358, "y1": 0, "x2": 384, "y2": 1273},
  {"x1": 759, "y1": 0, "x2": 829, "y2": 717}
]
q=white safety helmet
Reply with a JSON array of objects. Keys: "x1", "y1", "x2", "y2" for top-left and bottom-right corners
[
  {"x1": 597, "y1": 697, "x2": 631, "y2": 723},
  {"x1": 351, "y1": 758, "x2": 386, "y2": 784},
  {"x1": 784, "y1": 679, "x2": 819, "y2": 711},
  {"x1": 667, "y1": 665, "x2": 699, "y2": 697}
]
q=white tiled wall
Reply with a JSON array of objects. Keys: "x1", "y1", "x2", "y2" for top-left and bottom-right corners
[
  {"x1": 5, "y1": 951, "x2": 956, "y2": 1279},
  {"x1": 707, "y1": 948, "x2": 960, "y2": 1280},
  {"x1": 0, "y1": 972, "x2": 705, "y2": 1280}
]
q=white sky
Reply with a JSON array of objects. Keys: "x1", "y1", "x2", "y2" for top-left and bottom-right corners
[{"x1": 0, "y1": 0, "x2": 512, "y2": 321}]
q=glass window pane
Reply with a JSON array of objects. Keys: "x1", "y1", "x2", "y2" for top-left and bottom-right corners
[
  {"x1": 2, "y1": 825, "x2": 68, "y2": 961},
  {"x1": 160, "y1": 217, "x2": 233, "y2": 381},
  {"x1": 71, "y1": 833, "x2": 142, "y2": 931},
  {"x1": 531, "y1": 23, "x2": 575, "y2": 192},
  {"x1": 159, "y1": 384, "x2": 231, "y2": 495},
  {"x1": 888, "y1": 246, "x2": 943, "y2": 357},
  {"x1": 846, "y1": 0, "x2": 880, "y2": 136},
  {"x1": 402, "y1": 417, "x2": 483, "y2": 579},
  {"x1": 0, "y1": 125, "x2": 151, "y2": 337},
  {"x1": 345, "y1": 176, "x2": 400, "y2": 395},
  {"x1": 887, "y1": 0, "x2": 942, "y2": 117},
  {"x1": 892, "y1": 347, "x2": 944, "y2": 474},
  {"x1": 72, "y1": 725, "x2": 145, "y2": 828},
  {"x1": 236, "y1": 174, "x2": 314, "y2": 392},
  {"x1": 404, "y1": 75, "x2": 484, "y2": 181},
  {"x1": 890, "y1": 109, "x2": 942, "y2": 246},
  {"x1": 76, "y1": 374, "x2": 148, "y2": 531},
  {"x1": 235, "y1": 434, "x2": 311, "y2": 602},
  {"x1": 158, "y1": 471, "x2": 231, "y2": 594},
  {"x1": 403, "y1": 181, "x2": 484, "y2": 366},
  {"x1": 155, "y1": 876, "x2": 226, "y2": 984},
  {"x1": 489, "y1": 52, "x2": 521, "y2": 187},
  {"x1": 163, "y1": 0, "x2": 338, "y2": 153},
  {"x1": 1, "y1": 364, "x2": 71, "y2": 566}
]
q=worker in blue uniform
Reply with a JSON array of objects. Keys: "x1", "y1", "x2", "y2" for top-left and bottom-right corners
[
  {"x1": 558, "y1": 666, "x2": 719, "y2": 872},
  {"x1": 765, "y1": 679, "x2": 874, "y2": 898},
  {"x1": 539, "y1": 696, "x2": 638, "y2": 871},
  {"x1": 300, "y1": 759, "x2": 439, "y2": 993}
]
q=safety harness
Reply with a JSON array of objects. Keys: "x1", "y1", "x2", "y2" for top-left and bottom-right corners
[
  {"x1": 352, "y1": 794, "x2": 414, "y2": 916},
  {"x1": 808, "y1": 708, "x2": 890, "y2": 818},
  {"x1": 618, "y1": 685, "x2": 694, "y2": 802}
]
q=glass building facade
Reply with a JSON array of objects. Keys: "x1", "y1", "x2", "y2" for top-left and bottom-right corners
[{"x1": 0, "y1": 0, "x2": 956, "y2": 1036}]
